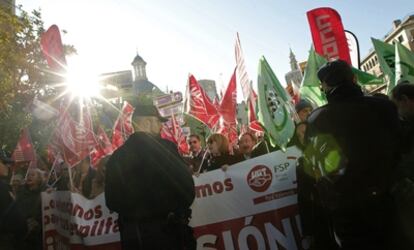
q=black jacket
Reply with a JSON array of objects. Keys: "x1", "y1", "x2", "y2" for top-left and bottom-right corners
[
  {"x1": 105, "y1": 132, "x2": 195, "y2": 220},
  {"x1": 300, "y1": 84, "x2": 401, "y2": 249},
  {"x1": 203, "y1": 153, "x2": 239, "y2": 172},
  {"x1": 0, "y1": 177, "x2": 27, "y2": 248}
]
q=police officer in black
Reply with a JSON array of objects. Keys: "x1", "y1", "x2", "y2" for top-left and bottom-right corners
[
  {"x1": 105, "y1": 105, "x2": 196, "y2": 250},
  {"x1": 298, "y1": 60, "x2": 401, "y2": 250}
]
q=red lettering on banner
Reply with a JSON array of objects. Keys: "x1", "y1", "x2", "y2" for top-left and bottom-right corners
[
  {"x1": 315, "y1": 15, "x2": 339, "y2": 60},
  {"x1": 94, "y1": 205, "x2": 103, "y2": 219},
  {"x1": 307, "y1": 8, "x2": 352, "y2": 64},
  {"x1": 253, "y1": 188, "x2": 297, "y2": 205},
  {"x1": 195, "y1": 178, "x2": 234, "y2": 198},
  {"x1": 84, "y1": 209, "x2": 94, "y2": 220},
  {"x1": 194, "y1": 205, "x2": 309, "y2": 249}
]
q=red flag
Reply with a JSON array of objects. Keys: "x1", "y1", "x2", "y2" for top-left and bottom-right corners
[
  {"x1": 40, "y1": 25, "x2": 67, "y2": 71},
  {"x1": 112, "y1": 102, "x2": 135, "y2": 150},
  {"x1": 12, "y1": 128, "x2": 37, "y2": 168},
  {"x1": 160, "y1": 122, "x2": 176, "y2": 144},
  {"x1": 51, "y1": 104, "x2": 98, "y2": 167},
  {"x1": 307, "y1": 7, "x2": 351, "y2": 64},
  {"x1": 247, "y1": 89, "x2": 263, "y2": 132},
  {"x1": 218, "y1": 69, "x2": 237, "y2": 124},
  {"x1": 235, "y1": 32, "x2": 252, "y2": 101},
  {"x1": 217, "y1": 69, "x2": 238, "y2": 146},
  {"x1": 184, "y1": 75, "x2": 219, "y2": 128},
  {"x1": 160, "y1": 116, "x2": 189, "y2": 155},
  {"x1": 171, "y1": 115, "x2": 189, "y2": 155},
  {"x1": 285, "y1": 82, "x2": 300, "y2": 104},
  {"x1": 90, "y1": 127, "x2": 113, "y2": 167},
  {"x1": 46, "y1": 144, "x2": 56, "y2": 164},
  {"x1": 53, "y1": 110, "x2": 79, "y2": 166}
]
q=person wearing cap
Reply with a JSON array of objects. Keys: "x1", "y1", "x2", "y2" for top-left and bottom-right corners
[
  {"x1": 295, "y1": 99, "x2": 313, "y2": 122},
  {"x1": 0, "y1": 149, "x2": 27, "y2": 249},
  {"x1": 298, "y1": 59, "x2": 401, "y2": 249},
  {"x1": 105, "y1": 105, "x2": 195, "y2": 250}
]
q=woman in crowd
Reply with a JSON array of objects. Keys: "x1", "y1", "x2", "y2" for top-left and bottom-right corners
[{"x1": 201, "y1": 133, "x2": 238, "y2": 172}]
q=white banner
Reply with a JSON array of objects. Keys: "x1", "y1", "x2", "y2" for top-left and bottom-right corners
[
  {"x1": 42, "y1": 192, "x2": 121, "y2": 249},
  {"x1": 42, "y1": 147, "x2": 306, "y2": 250},
  {"x1": 190, "y1": 146, "x2": 308, "y2": 250}
]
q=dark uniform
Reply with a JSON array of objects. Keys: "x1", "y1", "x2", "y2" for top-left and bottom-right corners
[
  {"x1": 105, "y1": 132, "x2": 195, "y2": 250},
  {"x1": 298, "y1": 60, "x2": 401, "y2": 250},
  {"x1": 0, "y1": 151, "x2": 27, "y2": 250}
]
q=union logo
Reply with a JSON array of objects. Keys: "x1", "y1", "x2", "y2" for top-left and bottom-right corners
[{"x1": 247, "y1": 165, "x2": 273, "y2": 192}]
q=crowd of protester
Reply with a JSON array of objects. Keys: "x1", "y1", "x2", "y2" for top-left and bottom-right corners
[{"x1": 1, "y1": 60, "x2": 414, "y2": 249}]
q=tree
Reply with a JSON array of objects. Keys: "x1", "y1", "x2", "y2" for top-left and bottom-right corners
[{"x1": 0, "y1": 6, "x2": 75, "y2": 151}]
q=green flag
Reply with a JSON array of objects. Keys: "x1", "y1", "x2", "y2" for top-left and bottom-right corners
[
  {"x1": 395, "y1": 42, "x2": 414, "y2": 84},
  {"x1": 300, "y1": 48, "x2": 327, "y2": 107},
  {"x1": 257, "y1": 56, "x2": 295, "y2": 150},
  {"x1": 371, "y1": 38, "x2": 395, "y2": 94},
  {"x1": 352, "y1": 67, "x2": 383, "y2": 85}
]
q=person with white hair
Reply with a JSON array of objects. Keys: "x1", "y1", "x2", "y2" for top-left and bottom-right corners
[{"x1": 15, "y1": 168, "x2": 46, "y2": 250}]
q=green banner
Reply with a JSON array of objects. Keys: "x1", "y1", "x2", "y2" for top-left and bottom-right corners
[
  {"x1": 371, "y1": 38, "x2": 395, "y2": 94},
  {"x1": 300, "y1": 48, "x2": 327, "y2": 107},
  {"x1": 395, "y1": 42, "x2": 414, "y2": 85},
  {"x1": 257, "y1": 56, "x2": 295, "y2": 150}
]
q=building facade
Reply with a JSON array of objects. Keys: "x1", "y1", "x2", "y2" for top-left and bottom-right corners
[
  {"x1": 361, "y1": 14, "x2": 414, "y2": 93},
  {"x1": 99, "y1": 53, "x2": 163, "y2": 104},
  {"x1": 285, "y1": 49, "x2": 303, "y2": 88},
  {"x1": 198, "y1": 79, "x2": 218, "y2": 102}
]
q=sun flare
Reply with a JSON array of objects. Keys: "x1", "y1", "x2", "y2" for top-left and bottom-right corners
[{"x1": 64, "y1": 67, "x2": 102, "y2": 99}]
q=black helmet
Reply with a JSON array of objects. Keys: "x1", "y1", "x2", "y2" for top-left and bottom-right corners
[{"x1": 317, "y1": 59, "x2": 354, "y2": 87}]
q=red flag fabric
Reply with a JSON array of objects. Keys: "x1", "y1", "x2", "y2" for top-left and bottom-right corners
[
  {"x1": 285, "y1": 82, "x2": 300, "y2": 105},
  {"x1": 47, "y1": 144, "x2": 56, "y2": 164},
  {"x1": 50, "y1": 104, "x2": 98, "y2": 167},
  {"x1": 12, "y1": 128, "x2": 37, "y2": 167},
  {"x1": 40, "y1": 25, "x2": 67, "y2": 71},
  {"x1": 185, "y1": 75, "x2": 219, "y2": 128},
  {"x1": 160, "y1": 116, "x2": 189, "y2": 155},
  {"x1": 218, "y1": 69, "x2": 237, "y2": 124},
  {"x1": 307, "y1": 7, "x2": 351, "y2": 64},
  {"x1": 90, "y1": 127, "x2": 113, "y2": 167},
  {"x1": 112, "y1": 102, "x2": 135, "y2": 150},
  {"x1": 217, "y1": 69, "x2": 238, "y2": 146},
  {"x1": 235, "y1": 33, "x2": 252, "y2": 101},
  {"x1": 160, "y1": 122, "x2": 176, "y2": 144},
  {"x1": 171, "y1": 116, "x2": 189, "y2": 155},
  {"x1": 247, "y1": 89, "x2": 263, "y2": 132}
]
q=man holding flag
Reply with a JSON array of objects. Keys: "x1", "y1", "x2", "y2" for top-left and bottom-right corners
[{"x1": 299, "y1": 59, "x2": 401, "y2": 249}]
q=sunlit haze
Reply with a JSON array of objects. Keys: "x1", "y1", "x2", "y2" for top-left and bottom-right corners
[
  {"x1": 64, "y1": 57, "x2": 102, "y2": 99},
  {"x1": 17, "y1": 0, "x2": 413, "y2": 101}
]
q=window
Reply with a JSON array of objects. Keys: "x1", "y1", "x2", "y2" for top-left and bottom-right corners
[{"x1": 398, "y1": 35, "x2": 404, "y2": 43}]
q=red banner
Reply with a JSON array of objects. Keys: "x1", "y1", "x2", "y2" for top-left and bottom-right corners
[
  {"x1": 90, "y1": 127, "x2": 113, "y2": 167},
  {"x1": 40, "y1": 25, "x2": 67, "y2": 71},
  {"x1": 111, "y1": 102, "x2": 135, "y2": 150},
  {"x1": 185, "y1": 75, "x2": 220, "y2": 128},
  {"x1": 12, "y1": 128, "x2": 37, "y2": 167},
  {"x1": 307, "y1": 7, "x2": 351, "y2": 64}
]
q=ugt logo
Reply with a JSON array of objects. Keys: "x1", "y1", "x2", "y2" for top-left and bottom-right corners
[{"x1": 247, "y1": 165, "x2": 273, "y2": 192}]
